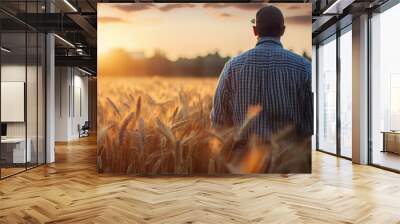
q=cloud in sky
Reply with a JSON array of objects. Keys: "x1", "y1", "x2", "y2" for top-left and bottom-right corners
[
  {"x1": 202, "y1": 3, "x2": 310, "y2": 11},
  {"x1": 98, "y1": 16, "x2": 127, "y2": 24},
  {"x1": 230, "y1": 3, "x2": 269, "y2": 11},
  {"x1": 203, "y1": 3, "x2": 267, "y2": 10},
  {"x1": 112, "y1": 3, "x2": 153, "y2": 12},
  {"x1": 285, "y1": 15, "x2": 311, "y2": 25},
  {"x1": 111, "y1": 3, "x2": 196, "y2": 13},
  {"x1": 219, "y1": 12, "x2": 232, "y2": 17},
  {"x1": 202, "y1": 3, "x2": 230, "y2": 9},
  {"x1": 287, "y1": 5, "x2": 302, "y2": 10},
  {"x1": 98, "y1": 3, "x2": 311, "y2": 59},
  {"x1": 109, "y1": 3, "x2": 310, "y2": 17},
  {"x1": 105, "y1": 3, "x2": 310, "y2": 26},
  {"x1": 159, "y1": 3, "x2": 196, "y2": 11}
]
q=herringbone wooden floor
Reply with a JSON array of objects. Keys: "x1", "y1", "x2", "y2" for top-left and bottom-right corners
[{"x1": 1, "y1": 136, "x2": 400, "y2": 224}]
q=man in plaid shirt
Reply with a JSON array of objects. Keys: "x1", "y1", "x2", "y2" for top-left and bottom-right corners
[{"x1": 211, "y1": 6, "x2": 313, "y2": 159}]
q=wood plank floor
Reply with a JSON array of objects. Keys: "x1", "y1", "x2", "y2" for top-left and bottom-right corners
[
  {"x1": 1, "y1": 167, "x2": 26, "y2": 178},
  {"x1": 1, "y1": 136, "x2": 400, "y2": 223}
]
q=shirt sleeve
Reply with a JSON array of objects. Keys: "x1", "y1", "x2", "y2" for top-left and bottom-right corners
[{"x1": 211, "y1": 60, "x2": 233, "y2": 128}]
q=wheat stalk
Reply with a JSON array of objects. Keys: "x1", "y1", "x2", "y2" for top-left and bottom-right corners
[{"x1": 98, "y1": 77, "x2": 310, "y2": 174}]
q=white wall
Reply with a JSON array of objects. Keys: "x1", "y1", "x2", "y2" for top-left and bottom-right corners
[
  {"x1": 1, "y1": 63, "x2": 46, "y2": 164},
  {"x1": 55, "y1": 67, "x2": 89, "y2": 141},
  {"x1": 1, "y1": 65, "x2": 38, "y2": 137},
  {"x1": 55, "y1": 67, "x2": 70, "y2": 141},
  {"x1": 72, "y1": 73, "x2": 89, "y2": 138},
  {"x1": 1, "y1": 65, "x2": 26, "y2": 139}
]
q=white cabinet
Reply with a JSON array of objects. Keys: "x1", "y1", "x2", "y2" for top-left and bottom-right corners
[{"x1": 1, "y1": 138, "x2": 32, "y2": 163}]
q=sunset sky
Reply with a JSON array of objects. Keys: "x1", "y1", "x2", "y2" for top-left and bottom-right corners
[{"x1": 98, "y1": 3, "x2": 311, "y2": 60}]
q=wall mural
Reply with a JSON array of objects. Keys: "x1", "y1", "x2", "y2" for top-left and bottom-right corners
[{"x1": 97, "y1": 3, "x2": 313, "y2": 174}]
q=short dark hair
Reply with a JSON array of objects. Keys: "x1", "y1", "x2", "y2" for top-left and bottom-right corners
[{"x1": 255, "y1": 6, "x2": 284, "y2": 37}]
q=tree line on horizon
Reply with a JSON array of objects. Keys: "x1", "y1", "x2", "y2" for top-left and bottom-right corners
[
  {"x1": 99, "y1": 48, "x2": 311, "y2": 77},
  {"x1": 99, "y1": 48, "x2": 230, "y2": 77}
]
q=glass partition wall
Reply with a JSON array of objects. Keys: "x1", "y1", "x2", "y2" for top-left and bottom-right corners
[
  {"x1": 339, "y1": 27, "x2": 352, "y2": 158},
  {"x1": 0, "y1": 3, "x2": 46, "y2": 179},
  {"x1": 315, "y1": 0, "x2": 400, "y2": 172},
  {"x1": 370, "y1": 3, "x2": 400, "y2": 171},
  {"x1": 317, "y1": 35, "x2": 337, "y2": 155},
  {"x1": 0, "y1": 31, "x2": 27, "y2": 177},
  {"x1": 316, "y1": 26, "x2": 352, "y2": 159}
]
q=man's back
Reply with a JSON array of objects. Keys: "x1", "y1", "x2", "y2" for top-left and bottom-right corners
[{"x1": 211, "y1": 37, "x2": 312, "y2": 142}]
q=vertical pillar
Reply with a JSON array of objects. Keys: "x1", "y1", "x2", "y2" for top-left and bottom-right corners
[
  {"x1": 46, "y1": 1, "x2": 55, "y2": 163},
  {"x1": 352, "y1": 14, "x2": 369, "y2": 164}
]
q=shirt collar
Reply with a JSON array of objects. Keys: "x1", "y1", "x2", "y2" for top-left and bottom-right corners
[{"x1": 256, "y1": 37, "x2": 282, "y2": 48}]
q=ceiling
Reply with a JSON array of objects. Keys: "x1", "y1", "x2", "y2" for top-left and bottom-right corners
[
  {"x1": 311, "y1": 0, "x2": 390, "y2": 44},
  {"x1": 0, "y1": 0, "x2": 393, "y2": 74},
  {"x1": 0, "y1": 0, "x2": 312, "y2": 75}
]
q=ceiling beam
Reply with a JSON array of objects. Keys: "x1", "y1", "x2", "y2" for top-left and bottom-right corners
[
  {"x1": 67, "y1": 13, "x2": 97, "y2": 38},
  {"x1": 55, "y1": 55, "x2": 96, "y2": 69},
  {"x1": 14, "y1": 13, "x2": 81, "y2": 32},
  {"x1": 322, "y1": 0, "x2": 356, "y2": 15}
]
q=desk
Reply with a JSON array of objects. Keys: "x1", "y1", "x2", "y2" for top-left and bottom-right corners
[
  {"x1": 1, "y1": 138, "x2": 31, "y2": 164},
  {"x1": 382, "y1": 131, "x2": 400, "y2": 154}
]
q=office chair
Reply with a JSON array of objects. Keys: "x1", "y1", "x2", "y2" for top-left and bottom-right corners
[{"x1": 79, "y1": 121, "x2": 90, "y2": 138}]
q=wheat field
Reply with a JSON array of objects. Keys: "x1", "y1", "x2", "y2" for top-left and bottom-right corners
[{"x1": 97, "y1": 76, "x2": 311, "y2": 175}]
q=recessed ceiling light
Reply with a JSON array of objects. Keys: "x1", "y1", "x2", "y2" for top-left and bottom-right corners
[
  {"x1": 54, "y1": 34, "x2": 75, "y2": 48},
  {"x1": 78, "y1": 67, "x2": 93, "y2": 76},
  {"x1": 323, "y1": 0, "x2": 355, "y2": 15},
  {"x1": 1, "y1": 47, "x2": 11, "y2": 53},
  {"x1": 63, "y1": 0, "x2": 78, "y2": 12}
]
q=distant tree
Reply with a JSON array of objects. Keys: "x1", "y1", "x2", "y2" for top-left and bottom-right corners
[
  {"x1": 99, "y1": 48, "x2": 135, "y2": 77},
  {"x1": 146, "y1": 49, "x2": 173, "y2": 76},
  {"x1": 173, "y1": 51, "x2": 229, "y2": 77},
  {"x1": 101, "y1": 48, "x2": 231, "y2": 77}
]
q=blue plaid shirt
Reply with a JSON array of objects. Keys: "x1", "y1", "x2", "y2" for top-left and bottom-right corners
[{"x1": 211, "y1": 37, "x2": 313, "y2": 141}]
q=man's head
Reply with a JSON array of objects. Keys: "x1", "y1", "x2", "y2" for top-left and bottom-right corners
[{"x1": 252, "y1": 5, "x2": 285, "y2": 38}]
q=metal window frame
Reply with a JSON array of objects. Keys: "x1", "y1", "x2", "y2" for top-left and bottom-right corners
[
  {"x1": 315, "y1": 23, "x2": 353, "y2": 161},
  {"x1": 367, "y1": 0, "x2": 400, "y2": 173},
  {"x1": 315, "y1": 0, "x2": 400, "y2": 172}
]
